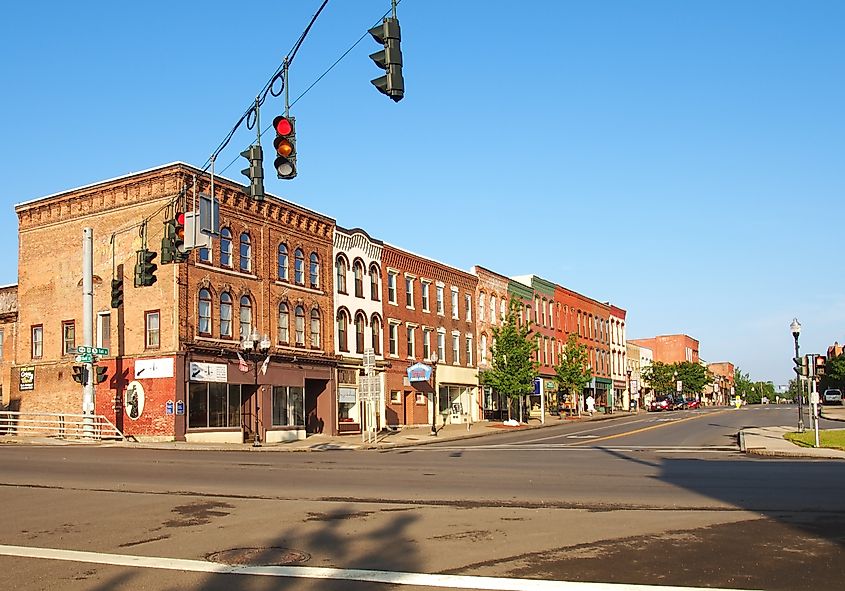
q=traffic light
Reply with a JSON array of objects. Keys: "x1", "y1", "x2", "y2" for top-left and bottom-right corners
[
  {"x1": 134, "y1": 249, "x2": 157, "y2": 287},
  {"x1": 71, "y1": 365, "x2": 87, "y2": 385},
  {"x1": 173, "y1": 212, "x2": 188, "y2": 262},
  {"x1": 161, "y1": 218, "x2": 175, "y2": 264},
  {"x1": 794, "y1": 356, "x2": 808, "y2": 378},
  {"x1": 368, "y1": 17, "x2": 404, "y2": 102},
  {"x1": 110, "y1": 278, "x2": 124, "y2": 308},
  {"x1": 272, "y1": 115, "x2": 297, "y2": 180},
  {"x1": 95, "y1": 366, "x2": 108, "y2": 384},
  {"x1": 815, "y1": 355, "x2": 826, "y2": 377},
  {"x1": 240, "y1": 144, "x2": 265, "y2": 200}
]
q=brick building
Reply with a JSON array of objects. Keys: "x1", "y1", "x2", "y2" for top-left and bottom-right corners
[
  {"x1": 512, "y1": 275, "x2": 558, "y2": 418},
  {"x1": 629, "y1": 334, "x2": 700, "y2": 365},
  {"x1": 332, "y1": 227, "x2": 384, "y2": 434},
  {"x1": 470, "y1": 266, "x2": 510, "y2": 420},
  {"x1": 381, "y1": 245, "x2": 478, "y2": 428},
  {"x1": 12, "y1": 162, "x2": 338, "y2": 442},
  {"x1": 0, "y1": 285, "x2": 17, "y2": 408},
  {"x1": 608, "y1": 304, "x2": 628, "y2": 410},
  {"x1": 706, "y1": 361, "x2": 735, "y2": 405}
]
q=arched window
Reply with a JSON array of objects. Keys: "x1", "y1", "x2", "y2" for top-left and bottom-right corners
[
  {"x1": 295, "y1": 305, "x2": 305, "y2": 345},
  {"x1": 370, "y1": 264, "x2": 380, "y2": 301},
  {"x1": 490, "y1": 295, "x2": 496, "y2": 324},
  {"x1": 337, "y1": 310, "x2": 348, "y2": 352},
  {"x1": 355, "y1": 313, "x2": 366, "y2": 354},
  {"x1": 480, "y1": 333, "x2": 488, "y2": 364},
  {"x1": 278, "y1": 303, "x2": 289, "y2": 343},
  {"x1": 220, "y1": 292, "x2": 232, "y2": 337},
  {"x1": 220, "y1": 228, "x2": 232, "y2": 267},
  {"x1": 294, "y1": 248, "x2": 305, "y2": 285},
  {"x1": 239, "y1": 232, "x2": 251, "y2": 272},
  {"x1": 199, "y1": 243, "x2": 211, "y2": 264},
  {"x1": 310, "y1": 309, "x2": 321, "y2": 348},
  {"x1": 239, "y1": 295, "x2": 252, "y2": 340},
  {"x1": 335, "y1": 256, "x2": 348, "y2": 293},
  {"x1": 479, "y1": 291, "x2": 486, "y2": 320},
  {"x1": 278, "y1": 244, "x2": 289, "y2": 281},
  {"x1": 309, "y1": 252, "x2": 320, "y2": 289},
  {"x1": 371, "y1": 315, "x2": 381, "y2": 355},
  {"x1": 354, "y1": 261, "x2": 364, "y2": 298},
  {"x1": 198, "y1": 288, "x2": 211, "y2": 335},
  {"x1": 500, "y1": 298, "x2": 506, "y2": 320}
]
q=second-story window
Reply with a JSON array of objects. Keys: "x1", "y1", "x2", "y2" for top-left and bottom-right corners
[
  {"x1": 451, "y1": 288, "x2": 459, "y2": 319},
  {"x1": 220, "y1": 292, "x2": 232, "y2": 337},
  {"x1": 370, "y1": 264, "x2": 380, "y2": 301},
  {"x1": 239, "y1": 296, "x2": 252, "y2": 340},
  {"x1": 294, "y1": 248, "x2": 305, "y2": 285},
  {"x1": 278, "y1": 244, "x2": 289, "y2": 281},
  {"x1": 388, "y1": 322, "x2": 398, "y2": 356},
  {"x1": 309, "y1": 253, "x2": 320, "y2": 289},
  {"x1": 199, "y1": 244, "x2": 211, "y2": 264},
  {"x1": 465, "y1": 294, "x2": 472, "y2": 322},
  {"x1": 406, "y1": 325, "x2": 415, "y2": 358},
  {"x1": 336, "y1": 256, "x2": 348, "y2": 293},
  {"x1": 337, "y1": 310, "x2": 348, "y2": 352},
  {"x1": 436, "y1": 285, "x2": 444, "y2": 315},
  {"x1": 387, "y1": 272, "x2": 397, "y2": 304},
  {"x1": 421, "y1": 281, "x2": 430, "y2": 311},
  {"x1": 310, "y1": 309, "x2": 321, "y2": 348},
  {"x1": 437, "y1": 331, "x2": 445, "y2": 361},
  {"x1": 278, "y1": 303, "x2": 289, "y2": 343},
  {"x1": 355, "y1": 313, "x2": 365, "y2": 354},
  {"x1": 62, "y1": 320, "x2": 75, "y2": 355},
  {"x1": 240, "y1": 232, "x2": 251, "y2": 272},
  {"x1": 31, "y1": 325, "x2": 43, "y2": 359},
  {"x1": 490, "y1": 296, "x2": 496, "y2": 324},
  {"x1": 371, "y1": 315, "x2": 381, "y2": 355},
  {"x1": 295, "y1": 306, "x2": 305, "y2": 345},
  {"x1": 354, "y1": 261, "x2": 364, "y2": 298},
  {"x1": 220, "y1": 228, "x2": 232, "y2": 267},
  {"x1": 405, "y1": 276, "x2": 414, "y2": 308},
  {"x1": 198, "y1": 288, "x2": 211, "y2": 335}
]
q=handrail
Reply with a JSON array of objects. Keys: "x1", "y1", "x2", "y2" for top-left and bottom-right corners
[{"x1": 0, "y1": 411, "x2": 124, "y2": 441}]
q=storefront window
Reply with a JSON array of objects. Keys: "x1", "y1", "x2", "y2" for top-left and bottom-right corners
[
  {"x1": 188, "y1": 383, "x2": 241, "y2": 429},
  {"x1": 338, "y1": 387, "x2": 358, "y2": 422},
  {"x1": 272, "y1": 385, "x2": 305, "y2": 426}
]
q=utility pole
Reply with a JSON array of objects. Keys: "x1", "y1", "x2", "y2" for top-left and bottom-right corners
[{"x1": 82, "y1": 228, "x2": 95, "y2": 436}]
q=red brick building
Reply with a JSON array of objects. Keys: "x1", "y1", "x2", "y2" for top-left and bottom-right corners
[
  {"x1": 629, "y1": 334, "x2": 700, "y2": 365},
  {"x1": 12, "y1": 162, "x2": 338, "y2": 442},
  {"x1": 381, "y1": 245, "x2": 478, "y2": 428},
  {"x1": 471, "y1": 265, "x2": 510, "y2": 420}
]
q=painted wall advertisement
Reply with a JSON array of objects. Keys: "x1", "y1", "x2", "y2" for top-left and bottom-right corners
[{"x1": 19, "y1": 366, "x2": 34, "y2": 391}]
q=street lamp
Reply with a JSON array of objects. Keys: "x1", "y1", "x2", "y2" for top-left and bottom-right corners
[
  {"x1": 241, "y1": 329, "x2": 271, "y2": 446},
  {"x1": 626, "y1": 369, "x2": 632, "y2": 412},
  {"x1": 429, "y1": 353, "x2": 439, "y2": 436},
  {"x1": 790, "y1": 318, "x2": 805, "y2": 432}
]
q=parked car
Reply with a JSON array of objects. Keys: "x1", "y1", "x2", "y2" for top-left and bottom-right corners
[
  {"x1": 685, "y1": 399, "x2": 701, "y2": 410},
  {"x1": 822, "y1": 389, "x2": 843, "y2": 406},
  {"x1": 649, "y1": 396, "x2": 673, "y2": 412}
]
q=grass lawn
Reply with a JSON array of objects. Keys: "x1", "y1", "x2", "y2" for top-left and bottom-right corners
[{"x1": 785, "y1": 429, "x2": 845, "y2": 451}]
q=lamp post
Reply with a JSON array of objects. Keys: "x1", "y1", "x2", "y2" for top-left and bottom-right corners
[
  {"x1": 429, "y1": 353, "x2": 439, "y2": 436},
  {"x1": 242, "y1": 329, "x2": 271, "y2": 446},
  {"x1": 626, "y1": 369, "x2": 632, "y2": 412},
  {"x1": 790, "y1": 318, "x2": 805, "y2": 433}
]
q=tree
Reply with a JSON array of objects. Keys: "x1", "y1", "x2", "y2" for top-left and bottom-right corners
[
  {"x1": 674, "y1": 361, "x2": 710, "y2": 398},
  {"x1": 480, "y1": 297, "x2": 538, "y2": 421},
  {"x1": 553, "y1": 333, "x2": 592, "y2": 415},
  {"x1": 733, "y1": 368, "x2": 753, "y2": 399},
  {"x1": 640, "y1": 361, "x2": 675, "y2": 396},
  {"x1": 819, "y1": 353, "x2": 845, "y2": 393}
]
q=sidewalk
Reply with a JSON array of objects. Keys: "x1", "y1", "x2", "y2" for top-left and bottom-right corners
[{"x1": 739, "y1": 405, "x2": 845, "y2": 459}]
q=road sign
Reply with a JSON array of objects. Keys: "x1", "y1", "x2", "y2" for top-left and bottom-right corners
[
  {"x1": 76, "y1": 346, "x2": 94, "y2": 354},
  {"x1": 75, "y1": 353, "x2": 94, "y2": 363},
  {"x1": 94, "y1": 347, "x2": 109, "y2": 356},
  {"x1": 363, "y1": 348, "x2": 376, "y2": 370},
  {"x1": 676, "y1": 380, "x2": 683, "y2": 392}
]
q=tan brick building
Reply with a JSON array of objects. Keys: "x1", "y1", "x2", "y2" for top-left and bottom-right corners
[
  {"x1": 12, "y1": 162, "x2": 338, "y2": 442},
  {"x1": 0, "y1": 285, "x2": 17, "y2": 408},
  {"x1": 470, "y1": 266, "x2": 510, "y2": 420},
  {"x1": 381, "y1": 245, "x2": 478, "y2": 428},
  {"x1": 629, "y1": 334, "x2": 700, "y2": 365}
]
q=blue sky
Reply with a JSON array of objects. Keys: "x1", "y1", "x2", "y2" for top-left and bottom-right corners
[{"x1": 1, "y1": 1, "x2": 843, "y2": 384}]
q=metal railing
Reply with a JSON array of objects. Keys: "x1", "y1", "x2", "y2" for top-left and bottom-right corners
[{"x1": 0, "y1": 411, "x2": 124, "y2": 441}]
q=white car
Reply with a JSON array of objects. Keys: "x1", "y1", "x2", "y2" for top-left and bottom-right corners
[{"x1": 822, "y1": 389, "x2": 843, "y2": 406}]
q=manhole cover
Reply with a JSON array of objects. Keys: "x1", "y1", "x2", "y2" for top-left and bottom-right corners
[{"x1": 206, "y1": 547, "x2": 311, "y2": 566}]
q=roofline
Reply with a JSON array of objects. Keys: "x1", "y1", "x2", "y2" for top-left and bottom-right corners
[
  {"x1": 470, "y1": 265, "x2": 511, "y2": 284},
  {"x1": 336, "y1": 226, "x2": 383, "y2": 246},
  {"x1": 14, "y1": 161, "x2": 336, "y2": 224},
  {"x1": 0, "y1": 283, "x2": 18, "y2": 289},
  {"x1": 383, "y1": 242, "x2": 475, "y2": 280}
]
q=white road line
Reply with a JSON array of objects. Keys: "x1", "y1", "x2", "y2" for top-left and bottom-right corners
[
  {"x1": 0, "y1": 544, "x2": 760, "y2": 591},
  {"x1": 413, "y1": 445, "x2": 738, "y2": 453}
]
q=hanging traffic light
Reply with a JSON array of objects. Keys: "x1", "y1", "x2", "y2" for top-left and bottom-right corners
[
  {"x1": 794, "y1": 356, "x2": 808, "y2": 378},
  {"x1": 272, "y1": 115, "x2": 297, "y2": 180},
  {"x1": 72, "y1": 365, "x2": 87, "y2": 385},
  {"x1": 95, "y1": 366, "x2": 108, "y2": 384},
  {"x1": 240, "y1": 144, "x2": 265, "y2": 200},
  {"x1": 134, "y1": 249, "x2": 158, "y2": 287},
  {"x1": 173, "y1": 212, "x2": 188, "y2": 262},
  {"x1": 110, "y1": 278, "x2": 124, "y2": 309},
  {"x1": 161, "y1": 218, "x2": 176, "y2": 264},
  {"x1": 368, "y1": 17, "x2": 404, "y2": 102}
]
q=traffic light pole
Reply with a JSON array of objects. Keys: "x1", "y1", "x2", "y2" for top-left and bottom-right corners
[
  {"x1": 82, "y1": 228, "x2": 96, "y2": 437},
  {"x1": 793, "y1": 331, "x2": 804, "y2": 433}
]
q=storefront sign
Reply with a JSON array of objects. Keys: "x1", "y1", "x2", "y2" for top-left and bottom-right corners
[
  {"x1": 630, "y1": 379, "x2": 639, "y2": 395},
  {"x1": 125, "y1": 381, "x2": 145, "y2": 420},
  {"x1": 175, "y1": 400, "x2": 185, "y2": 415},
  {"x1": 339, "y1": 387, "x2": 357, "y2": 403},
  {"x1": 189, "y1": 362, "x2": 228, "y2": 383},
  {"x1": 19, "y1": 366, "x2": 34, "y2": 391},
  {"x1": 135, "y1": 358, "x2": 174, "y2": 379},
  {"x1": 165, "y1": 400, "x2": 174, "y2": 415},
  {"x1": 406, "y1": 362, "x2": 432, "y2": 382}
]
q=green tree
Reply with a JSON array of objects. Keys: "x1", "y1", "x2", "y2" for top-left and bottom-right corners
[
  {"x1": 734, "y1": 368, "x2": 753, "y2": 399},
  {"x1": 553, "y1": 333, "x2": 592, "y2": 415},
  {"x1": 480, "y1": 297, "x2": 538, "y2": 421},
  {"x1": 641, "y1": 361, "x2": 675, "y2": 396},
  {"x1": 819, "y1": 353, "x2": 845, "y2": 393},
  {"x1": 675, "y1": 361, "x2": 710, "y2": 397}
]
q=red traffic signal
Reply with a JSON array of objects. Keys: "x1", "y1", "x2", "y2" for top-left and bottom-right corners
[{"x1": 272, "y1": 115, "x2": 297, "y2": 180}]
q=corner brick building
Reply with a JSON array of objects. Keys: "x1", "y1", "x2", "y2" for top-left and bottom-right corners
[{"x1": 12, "y1": 162, "x2": 338, "y2": 442}]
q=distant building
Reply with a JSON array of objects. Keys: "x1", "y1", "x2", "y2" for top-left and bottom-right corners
[
  {"x1": 0, "y1": 284, "x2": 17, "y2": 408},
  {"x1": 707, "y1": 361, "x2": 735, "y2": 405},
  {"x1": 827, "y1": 341, "x2": 843, "y2": 358},
  {"x1": 629, "y1": 334, "x2": 699, "y2": 365}
]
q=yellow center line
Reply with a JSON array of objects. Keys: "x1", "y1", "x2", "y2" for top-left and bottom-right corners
[{"x1": 567, "y1": 408, "x2": 736, "y2": 446}]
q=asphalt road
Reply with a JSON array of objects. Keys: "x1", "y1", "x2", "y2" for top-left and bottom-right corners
[{"x1": 1, "y1": 405, "x2": 843, "y2": 590}]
